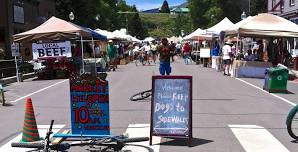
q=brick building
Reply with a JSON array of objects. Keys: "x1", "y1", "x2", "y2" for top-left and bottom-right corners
[{"x1": 0, "y1": 0, "x2": 55, "y2": 58}]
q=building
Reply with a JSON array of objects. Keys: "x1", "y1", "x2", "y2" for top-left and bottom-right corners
[
  {"x1": 0, "y1": 0, "x2": 55, "y2": 58},
  {"x1": 268, "y1": 0, "x2": 298, "y2": 23},
  {"x1": 170, "y1": 7, "x2": 190, "y2": 14}
]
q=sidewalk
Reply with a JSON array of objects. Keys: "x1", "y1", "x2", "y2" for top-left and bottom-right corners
[
  {"x1": 235, "y1": 75, "x2": 298, "y2": 105},
  {"x1": 0, "y1": 72, "x2": 35, "y2": 85}
]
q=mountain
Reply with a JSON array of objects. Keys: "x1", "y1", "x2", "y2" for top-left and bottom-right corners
[{"x1": 141, "y1": 2, "x2": 188, "y2": 13}]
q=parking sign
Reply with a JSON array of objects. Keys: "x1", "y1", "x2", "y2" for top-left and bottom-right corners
[{"x1": 11, "y1": 43, "x2": 20, "y2": 56}]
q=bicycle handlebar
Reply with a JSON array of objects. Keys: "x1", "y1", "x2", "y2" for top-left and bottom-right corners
[
  {"x1": 11, "y1": 142, "x2": 70, "y2": 151},
  {"x1": 11, "y1": 137, "x2": 149, "y2": 151}
]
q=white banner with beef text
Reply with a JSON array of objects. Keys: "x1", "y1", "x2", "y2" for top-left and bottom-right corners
[{"x1": 32, "y1": 41, "x2": 72, "y2": 59}]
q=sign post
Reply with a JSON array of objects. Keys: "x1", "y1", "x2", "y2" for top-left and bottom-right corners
[
  {"x1": 11, "y1": 43, "x2": 20, "y2": 83},
  {"x1": 150, "y1": 75, "x2": 192, "y2": 146}
]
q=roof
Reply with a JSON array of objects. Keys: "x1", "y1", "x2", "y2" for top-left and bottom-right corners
[
  {"x1": 14, "y1": 16, "x2": 91, "y2": 42},
  {"x1": 171, "y1": 7, "x2": 190, "y2": 13},
  {"x1": 225, "y1": 13, "x2": 298, "y2": 38}
]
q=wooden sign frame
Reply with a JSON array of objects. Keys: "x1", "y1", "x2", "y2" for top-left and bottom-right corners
[{"x1": 150, "y1": 75, "x2": 193, "y2": 146}]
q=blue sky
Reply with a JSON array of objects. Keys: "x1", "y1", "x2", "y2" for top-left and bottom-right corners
[{"x1": 126, "y1": 0, "x2": 187, "y2": 11}]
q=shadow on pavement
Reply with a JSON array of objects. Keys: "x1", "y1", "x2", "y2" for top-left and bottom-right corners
[
  {"x1": 123, "y1": 144, "x2": 154, "y2": 152},
  {"x1": 130, "y1": 98, "x2": 151, "y2": 102},
  {"x1": 159, "y1": 137, "x2": 213, "y2": 147},
  {"x1": 2, "y1": 103, "x2": 14, "y2": 107}
]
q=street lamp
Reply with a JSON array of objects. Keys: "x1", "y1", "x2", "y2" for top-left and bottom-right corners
[
  {"x1": 95, "y1": 14, "x2": 100, "y2": 21},
  {"x1": 69, "y1": 12, "x2": 75, "y2": 21},
  {"x1": 241, "y1": 12, "x2": 247, "y2": 20}
]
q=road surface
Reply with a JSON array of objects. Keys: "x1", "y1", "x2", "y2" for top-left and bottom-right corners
[{"x1": 0, "y1": 58, "x2": 298, "y2": 152}]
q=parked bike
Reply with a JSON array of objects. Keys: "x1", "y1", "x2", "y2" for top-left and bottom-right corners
[{"x1": 11, "y1": 120, "x2": 149, "y2": 152}]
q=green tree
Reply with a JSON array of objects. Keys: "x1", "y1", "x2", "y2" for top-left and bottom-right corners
[
  {"x1": 188, "y1": 0, "x2": 211, "y2": 29},
  {"x1": 250, "y1": 0, "x2": 267, "y2": 16},
  {"x1": 188, "y1": 0, "x2": 241, "y2": 28},
  {"x1": 160, "y1": 0, "x2": 170, "y2": 13},
  {"x1": 55, "y1": 0, "x2": 131, "y2": 31},
  {"x1": 127, "y1": 6, "x2": 148, "y2": 39},
  {"x1": 218, "y1": 0, "x2": 242, "y2": 23},
  {"x1": 203, "y1": 6, "x2": 223, "y2": 27},
  {"x1": 174, "y1": 13, "x2": 193, "y2": 36}
]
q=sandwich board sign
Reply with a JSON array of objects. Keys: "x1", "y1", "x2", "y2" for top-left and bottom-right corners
[
  {"x1": 69, "y1": 74, "x2": 110, "y2": 137},
  {"x1": 150, "y1": 75, "x2": 193, "y2": 146}
]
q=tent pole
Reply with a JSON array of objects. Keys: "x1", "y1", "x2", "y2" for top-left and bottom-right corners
[
  {"x1": 92, "y1": 37, "x2": 96, "y2": 75},
  {"x1": 236, "y1": 33, "x2": 240, "y2": 55},
  {"x1": 80, "y1": 35, "x2": 84, "y2": 74}
]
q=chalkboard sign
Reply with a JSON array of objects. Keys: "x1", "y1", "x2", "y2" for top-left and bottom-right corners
[
  {"x1": 150, "y1": 76, "x2": 192, "y2": 145},
  {"x1": 69, "y1": 74, "x2": 110, "y2": 136}
]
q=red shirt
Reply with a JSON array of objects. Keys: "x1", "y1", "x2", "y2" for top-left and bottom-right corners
[{"x1": 183, "y1": 44, "x2": 190, "y2": 53}]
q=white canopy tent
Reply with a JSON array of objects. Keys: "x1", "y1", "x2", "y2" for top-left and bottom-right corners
[
  {"x1": 225, "y1": 13, "x2": 298, "y2": 37},
  {"x1": 143, "y1": 37, "x2": 155, "y2": 42},
  {"x1": 183, "y1": 28, "x2": 205, "y2": 40},
  {"x1": 127, "y1": 35, "x2": 141, "y2": 43},
  {"x1": 205, "y1": 17, "x2": 234, "y2": 35},
  {"x1": 95, "y1": 29, "x2": 114, "y2": 39},
  {"x1": 168, "y1": 36, "x2": 183, "y2": 43}
]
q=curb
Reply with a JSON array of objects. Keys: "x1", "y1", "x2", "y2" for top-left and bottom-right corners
[{"x1": 0, "y1": 73, "x2": 36, "y2": 85}]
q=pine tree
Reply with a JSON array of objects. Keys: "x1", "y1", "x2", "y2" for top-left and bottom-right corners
[
  {"x1": 160, "y1": 0, "x2": 170, "y2": 13},
  {"x1": 128, "y1": 9, "x2": 148, "y2": 39}
]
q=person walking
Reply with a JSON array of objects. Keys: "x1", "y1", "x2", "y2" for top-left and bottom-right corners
[
  {"x1": 183, "y1": 42, "x2": 191, "y2": 65},
  {"x1": 107, "y1": 40, "x2": 116, "y2": 71},
  {"x1": 176, "y1": 41, "x2": 182, "y2": 56},
  {"x1": 151, "y1": 41, "x2": 157, "y2": 63},
  {"x1": 157, "y1": 38, "x2": 173, "y2": 75},
  {"x1": 170, "y1": 41, "x2": 176, "y2": 62},
  {"x1": 222, "y1": 40, "x2": 233, "y2": 76}
]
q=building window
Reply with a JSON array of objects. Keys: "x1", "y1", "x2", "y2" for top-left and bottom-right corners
[
  {"x1": 290, "y1": 0, "x2": 295, "y2": 6},
  {"x1": 13, "y1": 5, "x2": 24, "y2": 24},
  {"x1": 273, "y1": 0, "x2": 276, "y2": 6}
]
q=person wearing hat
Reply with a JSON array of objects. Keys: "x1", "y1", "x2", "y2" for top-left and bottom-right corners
[
  {"x1": 222, "y1": 40, "x2": 233, "y2": 76},
  {"x1": 107, "y1": 40, "x2": 116, "y2": 71}
]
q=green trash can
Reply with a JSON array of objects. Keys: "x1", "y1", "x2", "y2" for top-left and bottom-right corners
[{"x1": 263, "y1": 67, "x2": 288, "y2": 93}]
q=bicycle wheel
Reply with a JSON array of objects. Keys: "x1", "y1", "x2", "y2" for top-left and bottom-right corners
[
  {"x1": 130, "y1": 90, "x2": 152, "y2": 101},
  {"x1": 286, "y1": 105, "x2": 298, "y2": 140}
]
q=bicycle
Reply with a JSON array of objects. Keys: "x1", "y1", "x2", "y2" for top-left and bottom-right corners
[
  {"x1": 11, "y1": 120, "x2": 149, "y2": 152},
  {"x1": 129, "y1": 89, "x2": 152, "y2": 101},
  {"x1": 287, "y1": 105, "x2": 298, "y2": 140}
]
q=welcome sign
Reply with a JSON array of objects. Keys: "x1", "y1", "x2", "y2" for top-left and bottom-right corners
[
  {"x1": 32, "y1": 41, "x2": 72, "y2": 59},
  {"x1": 150, "y1": 76, "x2": 192, "y2": 145}
]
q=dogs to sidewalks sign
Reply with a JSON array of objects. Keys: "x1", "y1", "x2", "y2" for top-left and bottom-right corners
[
  {"x1": 150, "y1": 75, "x2": 193, "y2": 145},
  {"x1": 32, "y1": 41, "x2": 72, "y2": 59},
  {"x1": 70, "y1": 74, "x2": 110, "y2": 136}
]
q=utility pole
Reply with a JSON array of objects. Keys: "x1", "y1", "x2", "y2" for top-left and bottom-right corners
[{"x1": 248, "y1": 0, "x2": 251, "y2": 15}]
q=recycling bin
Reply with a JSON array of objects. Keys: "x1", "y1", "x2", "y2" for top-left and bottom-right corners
[{"x1": 263, "y1": 67, "x2": 288, "y2": 93}]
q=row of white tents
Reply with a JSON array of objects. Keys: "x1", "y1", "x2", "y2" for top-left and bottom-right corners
[
  {"x1": 183, "y1": 13, "x2": 298, "y2": 41},
  {"x1": 95, "y1": 28, "x2": 143, "y2": 43}
]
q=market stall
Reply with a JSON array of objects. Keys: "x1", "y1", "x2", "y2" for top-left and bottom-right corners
[
  {"x1": 225, "y1": 13, "x2": 298, "y2": 78},
  {"x1": 184, "y1": 18, "x2": 234, "y2": 67},
  {"x1": 13, "y1": 16, "x2": 107, "y2": 79}
]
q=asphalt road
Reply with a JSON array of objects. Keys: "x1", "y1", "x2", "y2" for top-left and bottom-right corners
[{"x1": 0, "y1": 58, "x2": 298, "y2": 152}]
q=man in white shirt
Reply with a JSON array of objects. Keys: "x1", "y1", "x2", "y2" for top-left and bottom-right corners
[{"x1": 222, "y1": 41, "x2": 233, "y2": 75}]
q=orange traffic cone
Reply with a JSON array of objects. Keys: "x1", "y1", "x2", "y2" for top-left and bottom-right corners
[{"x1": 21, "y1": 98, "x2": 41, "y2": 142}]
